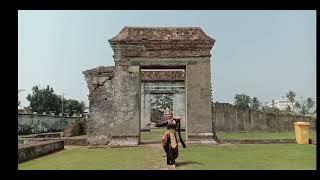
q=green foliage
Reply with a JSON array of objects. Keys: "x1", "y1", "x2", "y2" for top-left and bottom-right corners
[
  {"x1": 26, "y1": 85, "x2": 62, "y2": 114},
  {"x1": 306, "y1": 97, "x2": 314, "y2": 113},
  {"x1": 250, "y1": 97, "x2": 261, "y2": 110},
  {"x1": 64, "y1": 99, "x2": 86, "y2": 116},
  {"x1": 296, "y1": 97, "x2": 314, "y2": 116},
  {"x1": 286, "y1": 90, "x2": 296, "y2": 103},
  {"x1": 285, "y1": 105, "x2": 292, "y2": 112},
  {"x1": 26, "y1": 85, "x2": 85, "y2": 116},
  {"x1": 286, "y1": 90, "x2": 296, "y2": 112},
  {"x1": 300, "y1": 104, "x2": 308, "y2": 116},
  {"x1": 294, "y1": 101, "x2": 301, "y2": 111},
  {"x1": 151, "y1": 94, "x2": 173, "y2": 111},
  {"x1": 234, "y1": 93, "x2": 252, "y2": 109}
]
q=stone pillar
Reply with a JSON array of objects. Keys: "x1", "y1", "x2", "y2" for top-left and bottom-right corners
[
  {"x1": 173, "y1": 92, "x2": 186, "y2": 130},
  {"x1": 186, "y1": 63, "x2": 217, "y2": 144},
  {"x1": 111, "y1": 65, "x2": 141, "y2": 145},
  {"x1": 141, "y1": 92, "x2": 151, "y2": 130}
]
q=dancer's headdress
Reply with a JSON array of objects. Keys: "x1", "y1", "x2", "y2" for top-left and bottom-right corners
[{"x1": 164, "y1": 107, "x2": 173, "y2": 115}]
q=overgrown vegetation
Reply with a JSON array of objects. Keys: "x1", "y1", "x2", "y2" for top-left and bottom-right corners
[{"x1": 25, "y1": 85, "x2": 85, "y2": 116}]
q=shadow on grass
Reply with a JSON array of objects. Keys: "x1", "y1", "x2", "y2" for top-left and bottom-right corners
[{"x1": 176, "y1": 161, "x2": 204, "y2": 167}]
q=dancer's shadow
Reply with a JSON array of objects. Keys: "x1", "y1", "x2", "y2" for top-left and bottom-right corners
[{"x1": 175, "y1": 161, "x2": 204, "y2": 167}]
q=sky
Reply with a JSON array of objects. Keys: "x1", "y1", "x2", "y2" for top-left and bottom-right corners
[{"x1": 18, "y1": 10, "x2": 316, "y2": 107}]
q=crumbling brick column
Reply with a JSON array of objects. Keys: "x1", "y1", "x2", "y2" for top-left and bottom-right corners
[{"x1": 83, "y1": 66, "x2": 140, "y2": 146}]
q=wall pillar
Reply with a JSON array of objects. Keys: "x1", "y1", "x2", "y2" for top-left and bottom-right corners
[{"x1": 186, "y1": 64, "x2": 217, "y2": 144}]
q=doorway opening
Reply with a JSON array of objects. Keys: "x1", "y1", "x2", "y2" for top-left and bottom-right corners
[{"x1": 139, "y1": 67, "x2": 186, "y2": 144}]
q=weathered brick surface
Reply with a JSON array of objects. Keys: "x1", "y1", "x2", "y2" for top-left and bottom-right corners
[
  {"x1": 19, "y1": 136, "x2": 88, "y2": 146},
  {"x1": 186, "y1": 63, "x2": 217, "y2": 143},
  {"x1": 63, "y1": 122, "x2": 86, "y2": 137},
  {"x1": 212, "y1": 103, "x2": 316, "y2": 132},
  {"x1": 141, "y1": 70, "x2": 184, "y2": 81},
  {"x1": 18, "y1": 140, "x2": 64, "y2": 163},
  {"x1": 84, "y1": 27, "x2": 218, "y2": 145},
  {"x1": 83, "y1": 66, "x2": 140, "y2": 145},
  {"x1": 109, "y1": 27, "x2": 215, "y2": 61}
]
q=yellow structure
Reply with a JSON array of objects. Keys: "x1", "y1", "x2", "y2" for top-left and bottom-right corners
[{"x1": 294, "y1": 122, "x2": 310, "y2": 144}]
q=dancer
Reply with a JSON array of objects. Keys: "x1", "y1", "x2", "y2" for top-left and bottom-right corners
[{"x1": 155, "y1": 107, "x2": 186, "y2": 167}]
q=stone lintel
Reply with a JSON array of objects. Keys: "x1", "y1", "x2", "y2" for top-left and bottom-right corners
[{"x1": 141, "y1": 71, "x2": 185, "y2": 81}]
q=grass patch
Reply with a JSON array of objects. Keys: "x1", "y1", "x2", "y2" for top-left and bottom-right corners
[
  {"x1": 178, "y1": 144, "x2": 316, "y2": 170},
  {"x1": 217, "y1": 130, "x2": 316, "y2": 141},
  {"x1": 141, "y1": 128, "x2": 316, "y2": 142},
  {"x1": 19, "y1": 144, "x2": 316, "y2": 170},
  {"x1": 18, "y1": 146, "x2": 158, "y2": 170}
]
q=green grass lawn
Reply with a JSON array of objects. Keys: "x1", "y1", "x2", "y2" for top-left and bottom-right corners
[
  {"x1": 141, "y1": 128, "x2": 316, "y2": 142},
  {"x1": 19, "y1": 128, "x2": 316, "y2": 170},
  {"x1": 18, "y1": 144, "x2": 316, "y2": 170},
  {"x1": 19, "y1": 146, "x2": 158, "y2": 170},
  {"x1": 217, "y1": 130, "x2": 317, "y2": 141}
]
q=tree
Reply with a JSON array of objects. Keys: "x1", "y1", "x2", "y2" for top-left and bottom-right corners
[
  {"x1": 286, "y1": 90, "x2": 296, "y2": 112},
  {"x1": 26, "y1": 85, "x2": 62, "y2": 114},
  {"x1": 294, "y1": 101, "x2": 301, "y2": 112},
  {"x1": 285, "y1": 105, "x2": 292, "y2": 112},
  {"x1": 64, "y1": 99, "x2": 86, "y2": 116},
  {"x1": 300, "y1": 104, "x2": 308, "y2": 117},
  {"x1": 151, "y1": 94, "x2": 173, "y2": 111},
  {"x1": 306, "y1": 97, "x2": 314, "y2": 113},
  {"x1": 234, "y1": 93, "x2": 251, "y2": 109},
  {"x1": 250, "y1": 97, "x2": 261, "y2": 110}
]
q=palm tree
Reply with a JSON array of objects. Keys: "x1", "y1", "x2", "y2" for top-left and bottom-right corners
[
  {"x1": 251, "y1": 97, "x2": 261, "y2": 110},
  {"x1": 300, "y1": 105, "x2": 308, "y2": 117},
  {"x1": 286, "y1": 90, "x2": 296, "y2": 112},
  {"x1": 295, "y1": 101, "x2": 301, "y2": 112},
  {"x1": 306, "y1": 97, "x2": 314, "y2": 114},
  {"x1": 285, "y1": 105, "x2": 291, "y2": 112}
]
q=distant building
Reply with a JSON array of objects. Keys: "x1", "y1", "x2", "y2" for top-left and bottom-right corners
[
  {"x1": 267, "y1": 96, "x2": 316, "y2": 113},
  {"x1": 83, "y1": 107, "x2": 89, "y2": 118},
  {"x1": 267, "y1": 97, "x2": 293, "y2": 111},
  {"x1": 18, "y1": 106, "x2": 27, "y2": 113}
]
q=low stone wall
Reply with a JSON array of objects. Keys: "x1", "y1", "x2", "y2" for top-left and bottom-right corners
[
  {"x1": 213, "y1": 103, "x2": 316, "y2": 132},
  {"x1": 18, "y1": 113, "x2": 83, "y2": 135},
  {"x1": 19, "y1": 132, "x2": 62, "y2": 138},
  {"x1": 18, "y1": 140, "x2": 64, "y2": 163},
  {"x1": 19, "y1": 136, "x2": 88, "y2": 146}
]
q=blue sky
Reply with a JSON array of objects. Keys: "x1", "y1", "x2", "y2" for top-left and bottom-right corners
[{"x1": 18, "y1": 10, "x2": 316, "y2": 107}]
